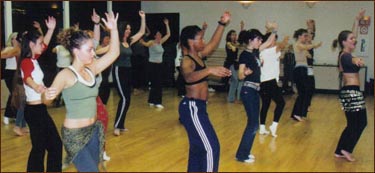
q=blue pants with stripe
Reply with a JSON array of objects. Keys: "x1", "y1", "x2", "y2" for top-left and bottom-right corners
[{"x1": 179, "y1": 97, "x2": 220, "y2": 172}]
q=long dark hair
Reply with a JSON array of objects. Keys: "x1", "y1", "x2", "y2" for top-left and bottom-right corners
[
  {"x1": 11, "y1": 30, "x2": 41, "y2": 109},
  {"x1": 180, "y1": 25, "x2": 202, "y2": 50},
  {"x1": 118, "y1": 21, "x2": 132, "y2": 44},
  {"x1": 332, "y1": 30, "x2": 352, "y2": 51},
  {"x1": 226, "y1": 30, "x2": 236, "y2": 43},
  {"x1": 332, "y1": 30, "x2": 352, "y2": 72}
]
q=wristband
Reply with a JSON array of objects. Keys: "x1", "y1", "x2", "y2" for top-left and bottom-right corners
[
  {"x1": 218, "y1": 21, "x2": 226, "y2": 26},
  {"x1": 272, "y1": 30, "x2": 277, "y2": 34}
]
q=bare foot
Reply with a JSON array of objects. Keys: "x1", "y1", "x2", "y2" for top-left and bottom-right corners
[
  {"x1": 334, "y1": 154, "x2": 345, "y2": 158},
  {"x1": 13, "y1": 126, "x2": 25, "y2": 136},
  {"x1": 341, "y1": 150, "x2": 355, "y2": 162},
  {"x1": 292, "y1": 115, "x2": 304, "y2": 122},
  {"x1": 113, "y1": 129, "x2": 120, "y2": 136}
]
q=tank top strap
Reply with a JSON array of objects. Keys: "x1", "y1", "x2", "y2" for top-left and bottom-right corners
[{"x1": 67, "y1": 66, "x2": 96, "y2": 87}]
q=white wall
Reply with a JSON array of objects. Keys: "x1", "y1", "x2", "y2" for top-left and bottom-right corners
[{"x1": 142, "y1": 1, "x2": 374, "y2": 81}]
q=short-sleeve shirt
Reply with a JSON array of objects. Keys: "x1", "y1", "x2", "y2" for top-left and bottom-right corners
[{"x1": 238, "y1": 50, "x2": 261, "y2": 83}]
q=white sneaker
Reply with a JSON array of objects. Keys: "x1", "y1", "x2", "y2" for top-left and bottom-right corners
[
  {"x1": 208, "y1": 87, "x2": 215, "y2": 92},
  {"x1": 259, "y1": 125, "x2": 270, "y2": 135},
  {"x1": 103, "y1": 151, "x2": 111, "y2": 161},
  {"x1": 155, "y1": 104, "x2": 164, "y2": 109},
  {"x1": 237, "y1": 157, "x2": 255, "y2": 163},
  {"x1": 3, "y1": 117, "x2": 9, "y2": 125},
  {"x1": 269, "y1": 125, "x2": 278, "y2": 137},
  {"x1": 149, "y1": 103, "x2": 155, "y2": 107},
  {"x1": 248, "y1": 154, "x2": 255, "y2": 159}
]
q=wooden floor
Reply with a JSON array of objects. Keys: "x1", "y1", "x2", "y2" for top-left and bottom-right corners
[{"x1": 1, "y1": 88, "x2": 374, "y2": 172}]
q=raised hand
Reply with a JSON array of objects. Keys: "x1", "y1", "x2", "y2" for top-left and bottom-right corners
[
  {"x1": 220, "y1": 11, "x2": 231, "y2": 24},
  {"x1": 202, "y1": 21, "x2": 208, "y2": 30},
  {"x1": 163, "y1": 18, "x2": 169, "y2": 25},
  {"x1": 74, "y1": 22, "x2": 80, "y2": 30},
  {"x1": 33, "y1": 21, "x2": 41, "y2": 29},
  {"x1": 209, "y1": 66, "x2": 232, "y2": 77},
  {"x1": 102, "y1": 12, "x2": 119, "y2": 31},
  {"x1": 139, "y1": 10, "x2": 145, "y2": 18},
  {"x1": 91, "y1": 8, "x2": 101, "y2": 24},
  {"x1": 240, "y1": 20, "x2": 245, "y2": 30},
  {"x1": 45, "y1": 16, "x2": 56, "y2": 30},
  {"x1": 356, "y1": 9, "x2": 366, "y2": 20},
  {"x1": 306, "y1": 19, "x2": 315, "y2": 28}
]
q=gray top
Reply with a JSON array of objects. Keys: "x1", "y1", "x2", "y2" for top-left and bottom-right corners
[
  {"x1": 148, "y1": 44, "x2": 164, "y2": 63},
  {"x1": 114, "y1": 44, "x2": 133, "y2": 67}
]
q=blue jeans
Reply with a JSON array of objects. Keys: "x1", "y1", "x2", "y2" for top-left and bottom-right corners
[
  {"x1": 73, "y1": 127, "x2": 100, "y2": 172},
  {"x1": 15, "y1": 100, "x2": 26, "y2": 128},
  {"x1": 236, "y1": 86, "x2": 260, "y2": 160},
  {"x1": 227, "y1": 65, "x2": 243, "y2": 102}
]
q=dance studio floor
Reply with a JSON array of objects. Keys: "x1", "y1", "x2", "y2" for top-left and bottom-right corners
[{"x1": 1, "y1": 88, "x2": 374, "y2": 172}]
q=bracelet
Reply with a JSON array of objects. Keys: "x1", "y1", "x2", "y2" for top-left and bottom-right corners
[
  {"x1": 272, "y1": 30, "x2": 277, "y2": 34},
  {"x1": 218, "y1": 21, "x2": 226, "y2": 26}
]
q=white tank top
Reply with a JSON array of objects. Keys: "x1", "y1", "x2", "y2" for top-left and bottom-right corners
[{"x1": 260, "y1": 46, "x2": 281, "y2": 82}]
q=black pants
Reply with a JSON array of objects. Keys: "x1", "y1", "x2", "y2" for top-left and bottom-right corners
[
  {"x1": 306, "y1": 75, "x2": 315, "y2": 107},
  {"x1": 148, "y1": 62, "x2": 163, "y2": 104},
  {"x1": 99, "y1": 65, "x2": 112, "y2": 104},
  {"x1": 24, "y1": 104, "x2": 62, "y2": 172},
  {"x1": 335, "y1": 109, "x2": 367, "y2": 154},
  {"x1": 176, "y1": 67, "x2": 186, "y2": 96},
  {"x1": 132, "y1": 55, "x2": 148, "y2": 89},
  {"x1": 3, "y1": 69, "x2": 17, "y2": 118},
  {"x1": 291, "y1": 66, "x2": 310, "y2": 117},
  {"x1": 335, "y1": 86, "x2": 367, "y2": 154},
  {"x1": 260, "y1": 79, "x2": 285, "y2": 124},
  {"x1": 113, "y1": 66, "x2": 132, "y2": 129}
]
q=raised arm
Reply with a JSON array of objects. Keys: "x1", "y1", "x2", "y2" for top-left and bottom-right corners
[
  {"x1": 1, "y1": 46, "x2": 20, "y2": 59},
  {"x1": 43, "y1": 16, "x2": 56, "y2": 46},
  {"x1": 259, "y1": 21, "x2": 278, "y2": 51},
  {"x1": 240, "y1": 20, "x2": 245, "y2": 31},
  {"x1": 201, "y1": 21, "x2": 208, "y2": 38},
  {"x1": 200, "y1": 11, "x2": 231, "y2": 58},
  {"x1": 33, "y1": 21, "x2": 43, "y2": 36},
  {"x1": 130, "y1": 11, "x2": 146, "y2": 45},
  {"x1": 90, "y1": 12, "x2": 120, "y2": 75},
  {"x1": 92, "y1": 9, "x2": 101, "y2": 43},
  {"x1": 139, "y1": 39, "x2": 154, "y2": 47},
  {"x1": 353, "y1": 9, "x2": 365, "y2": 38},
  {"x1": 160, "y1": 18, "x2": 171, "y2": 44},
  {"x1": 276, "y1": 36, "x2": 290, "y2": 52}
]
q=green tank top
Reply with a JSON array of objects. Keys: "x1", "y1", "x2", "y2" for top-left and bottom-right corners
[{"x1": 62, "y1": 66, "x2": 99, "y2": 119}]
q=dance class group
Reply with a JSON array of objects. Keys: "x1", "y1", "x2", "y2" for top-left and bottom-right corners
[{"x1": 1, "y1": 5, "x2": 368, "y2": 172}]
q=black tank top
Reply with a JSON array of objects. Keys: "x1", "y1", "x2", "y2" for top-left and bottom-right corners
[{"x1": 185, "y1": 55, "x2": 208, "y2": 85}]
